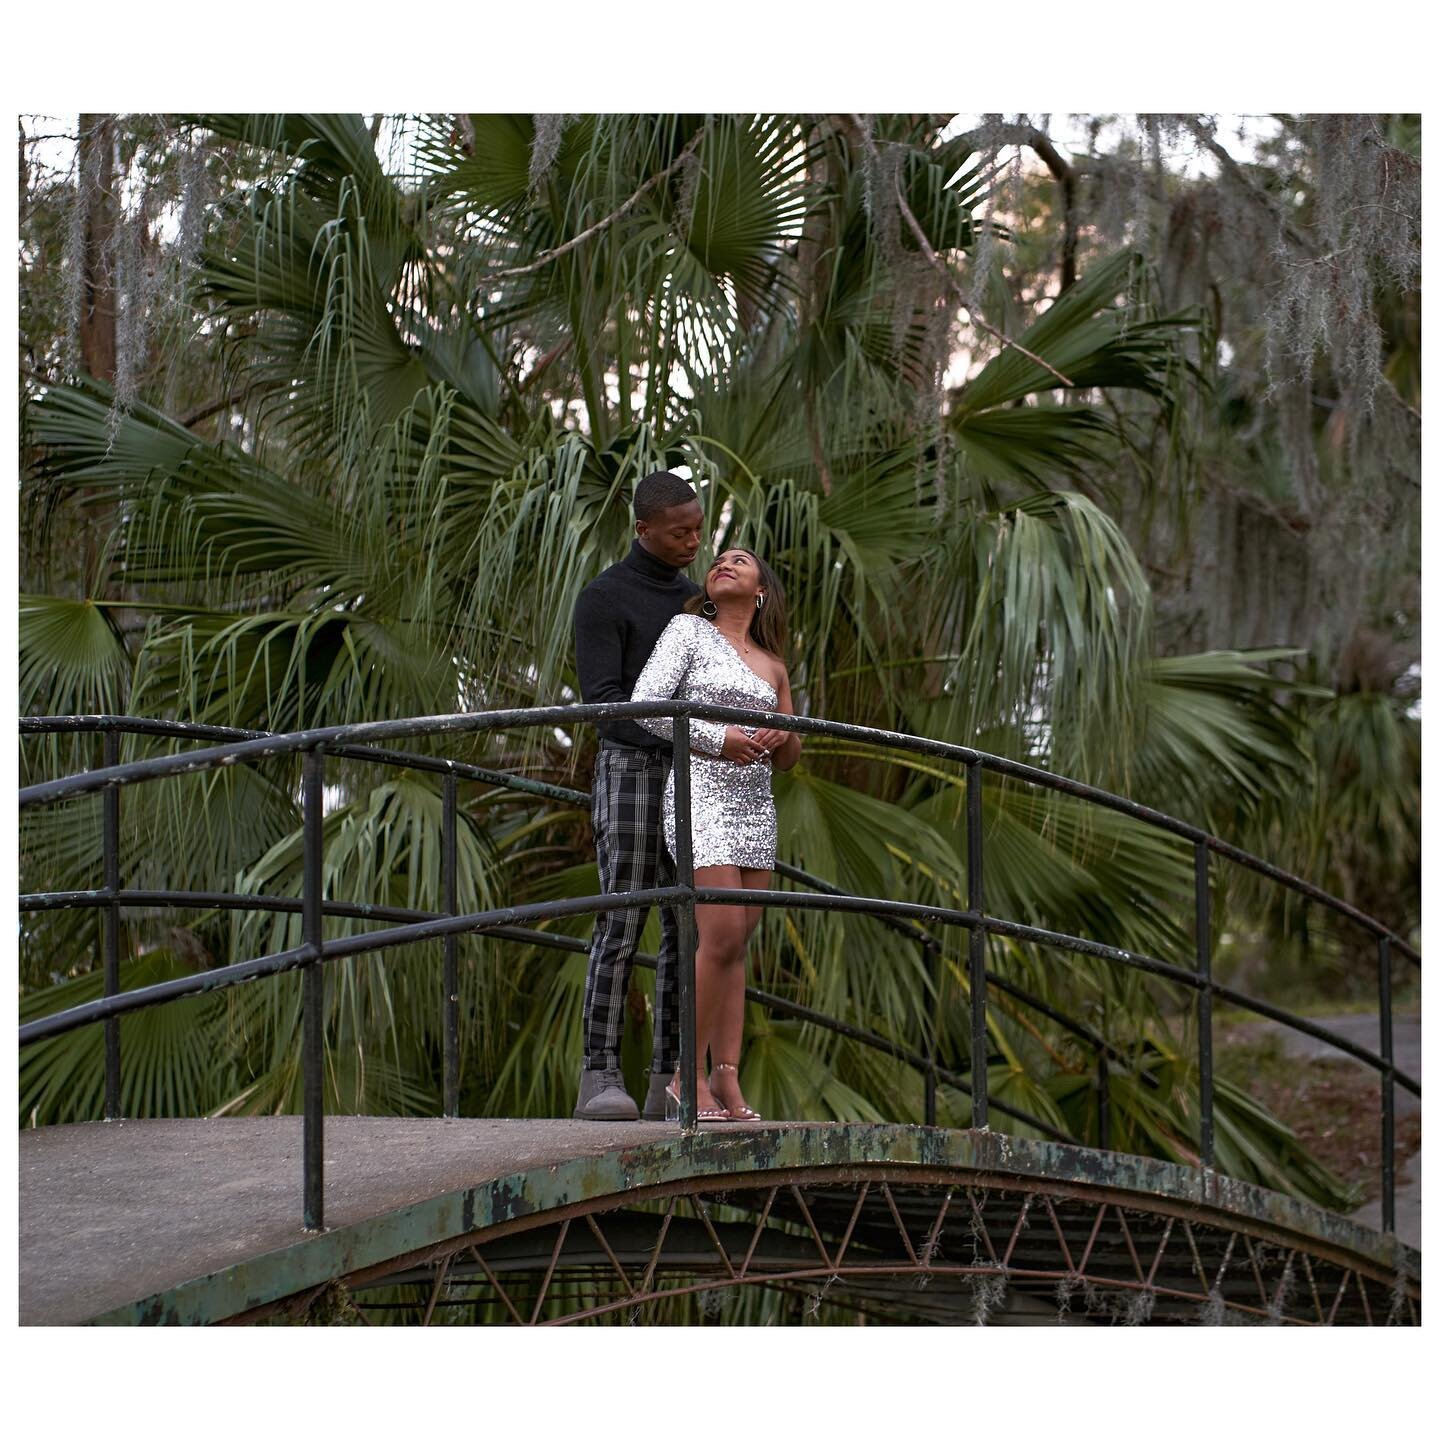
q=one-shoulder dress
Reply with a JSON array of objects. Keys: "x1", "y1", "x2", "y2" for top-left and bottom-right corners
[{"x1": 630, "y1": 612, "x2": 779, "y2": 871}]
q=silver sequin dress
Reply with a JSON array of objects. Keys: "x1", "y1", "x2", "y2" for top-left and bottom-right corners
[{"x1": 630, "y1": 612, "x2": 779, "y2": 871}]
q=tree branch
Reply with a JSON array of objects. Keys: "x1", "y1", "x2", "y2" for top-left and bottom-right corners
[
  {"x1": 1181, "y1": 116, "x2": 1309, "y2": 252},
  {"x1": 930, "y1": 121, "x2": 1084, "y2": 290},
  {"x1": 1024, "y1": 131, "x2": 1078, "y2": 291},
  {"x1": 180, "y1": 388, "x2": 253, "y2": 429},
  {"x1": 476, "y1": 126, "x2": 706, "y2": 288},
  {"x1": 844, "y1": 117, "x2": 1075, "y2": 388},
  {"x1": 517, "y1": 336, "x2": 573, "y2": 393},
  {"x1": 1182, "y1": 116, "x2": 1422, "y2": 425}
]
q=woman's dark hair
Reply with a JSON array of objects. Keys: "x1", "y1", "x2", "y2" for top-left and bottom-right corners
[{"x1": 684, "y1": 548, "x2": 789, "y2": 661}]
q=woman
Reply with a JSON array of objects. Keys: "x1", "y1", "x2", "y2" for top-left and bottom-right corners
[{"x1": 630, "y1": 547, "x2": 802, "y2": 1122}]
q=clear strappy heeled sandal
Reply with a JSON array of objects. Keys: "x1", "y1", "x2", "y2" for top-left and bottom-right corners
[
  {"x1": 664, "y1": 1076, "x2": 731, "y2": 1123},
  {"x1": 712, "y1": 1061, "x2": 762, "y2": 1121}
]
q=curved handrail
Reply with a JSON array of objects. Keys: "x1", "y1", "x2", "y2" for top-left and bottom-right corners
[
  {"x1": 15, "y1": 721, "x2": 1096, "y2": 1145},
  {"x1": 18, "y1": 707, "x2": 1421, "y2": 1237},
  {"x1": 17, "y1": 882, "x2": 1421, "y2": 1099},
  {"x1": 16, "y1": 710, "x2": 1422, "y2": 966},
  {"x1": 17, "y1": 894, "x2": 1066, "y2": 1142},
  {"x1": 18, "y1": 880, "x2": 1148, "y2": 1081},
  {"x1": 11, "y1": 719, "x2": 1177, "y2": 1119}
]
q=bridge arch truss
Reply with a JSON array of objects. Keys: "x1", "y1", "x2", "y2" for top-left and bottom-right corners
[{"x1": 212, "y1": 1127, "x2": 1419, "y2": 1329}]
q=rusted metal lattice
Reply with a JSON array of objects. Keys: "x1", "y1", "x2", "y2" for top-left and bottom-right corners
[{"x1": 343, "y1": 1171, "x2": 1421, "y2": 1327}]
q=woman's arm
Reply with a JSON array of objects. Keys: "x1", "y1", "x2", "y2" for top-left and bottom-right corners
[
  {"x1": 754, "y1": 667, "x2": 802, "y2": 771},
  {"x1": 630, "y1": 618, "x2": 729, "y2": 755}
]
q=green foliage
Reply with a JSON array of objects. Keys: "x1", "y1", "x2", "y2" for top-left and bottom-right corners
[
  {"x1": 22, "y1": 950, "x2": 238, "y2": 1123},
  {"x1": 17, "y1": 114, "x2": 1398, "y2": 1241}
]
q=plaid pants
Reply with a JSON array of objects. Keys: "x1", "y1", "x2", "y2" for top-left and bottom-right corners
[{"x1": 581, "y1": 746, "x2": 680, "y2": 1073}]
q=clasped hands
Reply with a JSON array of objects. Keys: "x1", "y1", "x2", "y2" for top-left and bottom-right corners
[{"x1": 704, "y1": 725, "x2": 788, "y2": 765}]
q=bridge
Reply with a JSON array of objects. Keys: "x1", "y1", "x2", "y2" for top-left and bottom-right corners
[{"x1": 18, "y1": 703, "x2": 1422, "y2": 1325}]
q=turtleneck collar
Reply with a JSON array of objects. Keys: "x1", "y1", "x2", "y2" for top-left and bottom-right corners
[{"x1": 623, "y1": 538, "x2": 684, "y2": 584}]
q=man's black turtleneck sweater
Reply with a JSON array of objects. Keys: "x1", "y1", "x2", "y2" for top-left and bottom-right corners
[{"x1": 574, "y1": 539, "x2": 703, "y2": 749}]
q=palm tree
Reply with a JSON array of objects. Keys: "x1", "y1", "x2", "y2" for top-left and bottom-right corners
[{"x1": 21, "y1": 114, "x2": 1360, "y2": 1222}]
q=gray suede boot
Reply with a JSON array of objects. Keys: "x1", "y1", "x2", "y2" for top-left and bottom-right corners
[
  {"x1": 641, "y1": 1070, "x2": 674, "y2": 1121},
  {"x1": 573, "y1": 1065, "x2": 640, "y2": 1121}
]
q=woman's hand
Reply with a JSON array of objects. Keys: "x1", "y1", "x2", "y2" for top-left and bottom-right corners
[
  {"x1": 718, "y1": 726, "x2": 768, "y2": 764},
  {"x1": 750, "y1": 719, "x2": 800, "y2": 770},
  {"x1": 749, "y1": 727, "x2": 787, "y2": 754}
]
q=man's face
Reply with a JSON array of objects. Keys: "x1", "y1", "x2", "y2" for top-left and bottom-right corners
[{"x1": 636, "y1": 500, "x2": 703, "y2": 569}]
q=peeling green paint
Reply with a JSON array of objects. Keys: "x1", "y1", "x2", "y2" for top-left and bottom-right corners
[{"x1": 81, "y1": 1124, "x2": 1420, "y2": 1326}]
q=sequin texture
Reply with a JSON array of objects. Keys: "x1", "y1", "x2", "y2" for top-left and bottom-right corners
[{"x1": 630, "y1": 613, "x2": 779, "y2": 870}]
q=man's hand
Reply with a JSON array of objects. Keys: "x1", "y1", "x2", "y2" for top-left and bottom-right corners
[{"x1": 720, "y1": 726, "x2": 768, "y2": 764}]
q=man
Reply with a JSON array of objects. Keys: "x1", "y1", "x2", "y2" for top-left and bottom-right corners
[{"x1": 571, "y1": 470, "x2": 751, "y2": 1120}]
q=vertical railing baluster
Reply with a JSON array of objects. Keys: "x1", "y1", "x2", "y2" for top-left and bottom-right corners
[
  {"x1": 302, "y1": 747, "x2": 326, "y2": 1231},
  {"x1": 442, "y1": 773, "x2": 459, "y2": 1119},
  {"x1": 102, "y1": 727, "x2": 121, "y2": 1121},
  {"x1": 1097, "y1": 1052, "x2": 1111, "y2": 1150},
  {"x1": 966, "y1": 760, "x2": 988, "y2": 1129},
  {"x1": 1195, "y1": 839, "x2": 1214, "y2": 1168},
  {"x1": 1378, "y1": 935, "x2": 1395, "y2": 1234},
  {"x1": 672, "y1": 714, "x2": 698, "y2": 1131},
  {"x1": 923, "y1": 938, "x2": 938, "y2": 1127}
]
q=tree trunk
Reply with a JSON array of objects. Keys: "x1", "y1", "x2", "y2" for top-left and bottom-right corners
[
  {"x1": 797, "y1": 118, "x2": 842, "y2": 496},
  {"x1": 1025, "y1": 131, "x2": 1077, "y2": 292},
  {"x1": 74, "y1": 115, "x2": 121, "y2": 596},
  {"x1": 78, "y1": 113, "x2": 117, "y2": 383}
]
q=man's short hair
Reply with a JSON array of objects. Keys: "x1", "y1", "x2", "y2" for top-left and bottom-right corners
[{"x1": 633, "y1": 470, "x2": 697, "y2": 522}]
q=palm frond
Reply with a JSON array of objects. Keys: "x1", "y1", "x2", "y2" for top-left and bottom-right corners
[{"x1": 19, "y1": 594, "x2": 131, "y2": 716}]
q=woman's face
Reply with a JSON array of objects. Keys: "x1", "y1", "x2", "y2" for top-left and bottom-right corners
[{"x1": 707, "y1": 549, "x2": 764, "y2": 603}]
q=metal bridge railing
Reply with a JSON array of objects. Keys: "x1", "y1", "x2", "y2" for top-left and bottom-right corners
[{"x1": 19, "y1": 704, "x2": 1421, "y2": 1235}]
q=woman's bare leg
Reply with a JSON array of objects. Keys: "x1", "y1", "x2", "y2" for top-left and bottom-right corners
[
  {"x1": 740, "y1": 868, "x2": 768, "y2": 947},
  {"x1": 682, "y1": 865, "x2": 749, "y2": 1113},
  {"x1": 708, "y1": 866, "x2": 770, "y2": 1116}
]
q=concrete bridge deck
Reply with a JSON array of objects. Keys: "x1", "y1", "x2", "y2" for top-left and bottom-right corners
[
  {"x1": 20, "y1": 1116, "x2": 671, "y2": 1324},
  {"x1": 19, "y1": 1117, "x2": 1421, "y2": 1325}
]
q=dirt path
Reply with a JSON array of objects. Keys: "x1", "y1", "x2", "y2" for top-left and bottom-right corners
[{"x1": 1219, "y1": 1012, "x2": 1420, "y2": 1249}]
